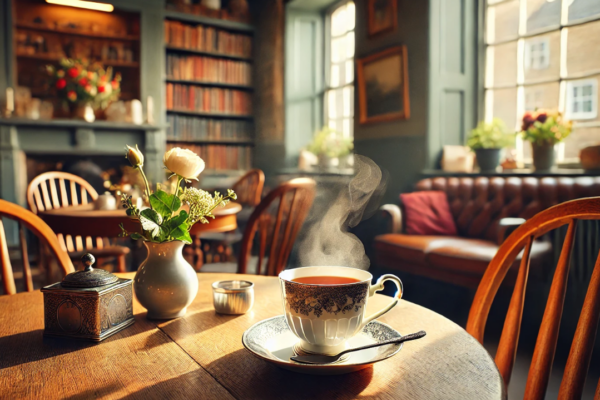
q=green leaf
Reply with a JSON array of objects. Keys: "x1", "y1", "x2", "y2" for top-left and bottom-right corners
[
  {"x1": 130, "y1": 232, "x2": 142, "y2": 240},
  {"x1": 171, "y1": 226, "x2": 192, "y2": 244},
  {"x1": 140, "y1": 209, "x2": 162, "y2": 238},
  {"x1": 165, "y1": 210, "x2": 188, "y2": 232},
  {"x1": 150, "y1": 190, "x2": 182, "y2": 219}
]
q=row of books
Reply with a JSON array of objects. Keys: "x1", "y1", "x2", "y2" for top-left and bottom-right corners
[
  {"x1": 165, "y1": 21, "x2": 252, "y2": 58},
  {"x1": 167, "y1": 115, "x2": 253, "y2": 141},
  {"x1": 166, "y1": 83, "x2": 252, "y2": 115},
  {"x1": 166, "y1": 54, "x2": 251, "y2": 85},
  {"x1": 167, "y1": 143, "x2": 252, "y2": 170}
]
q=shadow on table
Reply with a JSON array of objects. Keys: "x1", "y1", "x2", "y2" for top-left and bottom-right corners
[
  {"x1": 206, "y1": 348, "x2": 375, "y2": 399},
  {"x1": 157, "y1": 309, "x2": 242, "y2": 339},
  {"x1": 63, "y1": 383, "x2": 122, "y2": 400}
]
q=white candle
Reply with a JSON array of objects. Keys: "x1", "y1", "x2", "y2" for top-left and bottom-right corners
[
  {"x1": 146, "y1": 96, "x2": 154, "y2": 124},
  {"x1": 6, "y1": 87, "x2": 14, "y2": 113}
]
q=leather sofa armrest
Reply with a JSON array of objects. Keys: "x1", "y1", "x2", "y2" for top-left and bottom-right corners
[
  {"x1": 379, "y1": 204, "x2": 403, "y2": 234},
  {"x1": 497, "y1": 217, "x2": 526, "y2": 245}
]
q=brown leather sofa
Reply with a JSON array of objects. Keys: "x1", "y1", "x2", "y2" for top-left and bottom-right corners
[{"x1": 374, "y1": 176, "x2": 600, "y2": 288}]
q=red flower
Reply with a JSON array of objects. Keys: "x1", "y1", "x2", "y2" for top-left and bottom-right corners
[
  {"x1": 67, "y1": 91, "x2": 77, "y2": 101},
  {"x1": 67, "y1": 67, "x2": 79, "y2": 78},
  {"x1": 55, "y1": 78, "x2": 67, "y2": 90},
  {"x1": 522, "y1": 112, "x2": 535, "y2": 131},
  {"x1": 111, "y1": 80, "x2": 119, "y2": 89},
  {"x1": 78, "y1": 78, "x2": 88, "y2": 86},
  {"x1": 98, "y1": 85, "x2": 106, "y2": 93},
  {"x1": 536, "y1": 112, "x2": 547, "y2": 123}
]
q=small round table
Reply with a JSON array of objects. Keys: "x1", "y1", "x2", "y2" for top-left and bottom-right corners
[{"x1": 39, "y1": 202, "x2": 242, "y2": 269}]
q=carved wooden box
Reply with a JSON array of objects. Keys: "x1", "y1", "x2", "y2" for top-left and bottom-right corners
[{"x1": 41, "y1": 254, "x2": 134, "y2": 341}]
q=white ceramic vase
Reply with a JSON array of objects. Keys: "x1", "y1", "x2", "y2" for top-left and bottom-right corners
[{"x1": 134, "y1": 241, "x2": 198, "y2": 319}]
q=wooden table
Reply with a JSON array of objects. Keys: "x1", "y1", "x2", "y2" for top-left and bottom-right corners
[
  {"x1": 38, "y1": 202, "x2": 242, "y2": 269},
  {"x1": 0, "y1": 273, "x2": 505, "y2": 399}
]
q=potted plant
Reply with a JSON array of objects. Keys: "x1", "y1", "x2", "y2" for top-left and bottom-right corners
[
  {"x1": 521, "y1": 109, "x2": 572, "y2": 171},
  {"x1": 466, "y1": 118, "x2": 514, "y2": 172},
  {"x1": 46, "y1": 58, "x2": 121, "y2": 121},
  {"x1": 119, "y1": 145, "x2": 236, "y2": 319},
  {"x1": 306, "y1": 127, "x2": 354, "y2": 169}
]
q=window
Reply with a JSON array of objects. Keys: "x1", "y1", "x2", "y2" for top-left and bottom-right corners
[
  {"x1": 325, "y1": 1, "x2": 355, "y2": 139},
  {"x1": 525, "y1": 38, "x2": 549, "y2": 70},
  {"x1": 566, "y1": 79, "x2": 598, "y2": 119},
  {"x1": 484, "y1": 0, "x2": 600, "y2": 164}
]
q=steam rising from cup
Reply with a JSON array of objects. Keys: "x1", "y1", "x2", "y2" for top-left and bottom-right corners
[{"x1": 298, "y1": 155, "x2": 387, "y2": 270}]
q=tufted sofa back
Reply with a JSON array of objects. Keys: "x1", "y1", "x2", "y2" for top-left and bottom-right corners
[{"x1": 415, "y1": 176, "x2": 600, "y2": 241}]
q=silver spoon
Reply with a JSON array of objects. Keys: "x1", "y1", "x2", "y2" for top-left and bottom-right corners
[{"x1": 290, "y1": 330, "x2": 426, "y2": 365}]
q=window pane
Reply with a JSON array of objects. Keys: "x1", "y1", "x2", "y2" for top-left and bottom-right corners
[
  {"x1": 331, "y1": 5, "x2": 348, "y2": 36},
  {"x1": 328, "y1": 90, "x2": 337, "y2": 119},
  {"x1": 487, "y1": 1, "x2": 519, "y2": 44},
  {"x1": 330, "y1": 64, "x2": 340, "y2": 87},
  {"x1": 345, "y1": 60, "x2": 353, "y2": 84},
  {"x1": 331, "y1": 36, "x2": 345, "y2": 63},
  {"x1": 524, "y1": 81, "x2": 560, "y2": 111},
  {"x1": 343, "y1": 86, "x2": 352, "y2": 117},
  {"x1": 487, "y1": 41, "x2": 518, "y2": 88},
  {"x1": 565, "y1": 77, "x2": 599, "y2": 121},
  {"x1": 566, "y1": 20, "x2": 600, "y2": 79},
  {"x1": 490, "y1": 87, "x2": 518, "y2": 129},
  {"x1": 523, "y1": 32, "x2": 560, "y2": 83},
  {"x1": 345, "y1": 32, "x2": 355, "y2": 58},
  {"x1": 346, "y1": 2, "x2": 355, "y2": 31},
  {"x1": 569, "y1": 0, "x2": 600, "y2": 23},
  {"x1": 343, "y1": 118, "x2": 351, "y2": 138},
  {"x1": 526, "y1": 0, "x2": 560, "y2": 33}
]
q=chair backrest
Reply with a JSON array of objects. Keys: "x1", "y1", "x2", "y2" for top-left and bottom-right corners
[
  {"x1": 27, "y1": 171, "x2": 101, "y2": 252},
  {"x1": 467, "y1": 197, "x2": 600, "y2": 400},
  {"x1": 232, "y1": 169, "x2": 265, "y2": 207},
  {"x1": 237, "y1": 178, "x2": 316, "y2": 276},
  {"x1": 0, "y1": 199, "x2": 74, "y2": 295},
  {"x1": 27, "y1": 171, "x2": 98, "y2": 214}
]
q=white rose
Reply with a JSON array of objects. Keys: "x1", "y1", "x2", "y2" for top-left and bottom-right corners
[{"x1": 163, "y1": 147, "x2": 205, "y2": 180}]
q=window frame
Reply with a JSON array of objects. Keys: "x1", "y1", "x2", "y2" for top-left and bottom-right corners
[
  {"x1": 324, "y1": 0, "x2": 355, "y2": 139},
  {"x1": 481, "y1": 0, "x2": 600, "y2": 165},
  {"x1": 525, "y1": 37, "x2": 550, "y2": 70},
  {"x1": 566, "y1": 78, "x2": 598, "y2": 120}
]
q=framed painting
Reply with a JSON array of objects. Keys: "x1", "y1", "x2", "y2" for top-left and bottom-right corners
[
  {"x1": 367, "y1": 0, "x2": 397, "y2": 37},
  {"x1": 357, "y1": 46, "x2": 410, "y2": 124}
]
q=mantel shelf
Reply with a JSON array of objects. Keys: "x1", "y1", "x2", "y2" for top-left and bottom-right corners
[{"x1": 0, "y1": 118, "x2": 167, "y2": 131}]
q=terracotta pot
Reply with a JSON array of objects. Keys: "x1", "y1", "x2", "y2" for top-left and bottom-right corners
[
  {"x1": 531, "y1": 142, "x2": 555, "y2": 171},
  {"x1": 134, "y1": 241, "x2": 198, "y2": 319}
]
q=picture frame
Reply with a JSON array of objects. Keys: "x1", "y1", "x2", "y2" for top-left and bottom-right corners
[
  {"x1": 357, "y1": 45, "x2": 410, "y2": 124},
  {"x1": 367, "y1": 0, "x2": 397, "y2": 37}
]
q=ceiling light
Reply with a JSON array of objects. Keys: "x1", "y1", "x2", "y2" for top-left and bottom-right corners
[{"x1": 45, "y1": 0, "x2": 114, "y2": 12}]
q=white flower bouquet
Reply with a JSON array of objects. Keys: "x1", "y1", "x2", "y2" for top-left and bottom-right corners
[{"x1": 119, "y1": 145, "x2": 236, "y2": 244}]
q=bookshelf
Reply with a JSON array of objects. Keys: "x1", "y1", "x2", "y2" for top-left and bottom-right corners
[
  {"x1": 13, "y1": 0, "x2": 141, "y2": 102},
  {"x1": 164, "y1": 10, "x2": 254, "y2": 173}
]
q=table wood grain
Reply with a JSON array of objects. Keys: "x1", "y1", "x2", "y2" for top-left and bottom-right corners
[{"x1": 0, "y1": 273, "x2": 505, "y2": 399}]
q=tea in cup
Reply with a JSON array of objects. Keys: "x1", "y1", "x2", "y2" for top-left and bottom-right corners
[{"x1": 279, "y1": 266, "x2": 403, "y2": 355}]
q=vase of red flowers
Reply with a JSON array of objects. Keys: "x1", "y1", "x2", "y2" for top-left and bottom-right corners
[
  {"x1": 47, "y1": 58, "x2": 121, "y2": 121},
  {"x1": 520, "y1": 110, "x2": 572, "y2": 171}
]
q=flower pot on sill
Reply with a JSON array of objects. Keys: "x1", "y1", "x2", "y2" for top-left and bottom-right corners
[
  {"x1": 474, "y1": 148, "x2": 501, "y2": 172},
  {"x1": 134, "y1": 241, "x2": 198, "y2": 320},
  {"x1": 531, "y1": 142, "x2": 555, "y2": 171}
]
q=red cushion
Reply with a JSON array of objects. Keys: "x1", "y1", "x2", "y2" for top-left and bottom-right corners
[{"x1": 400, "y1": 191, "x2": 458, "y2": 236}]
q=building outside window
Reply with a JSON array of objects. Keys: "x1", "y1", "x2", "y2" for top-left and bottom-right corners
[
  {"x1": 484, "y1": 0, "x2": 600, "y2": 163},
  {"x1": 325, "y1": 1, "x2": 355, "y2": 139}
]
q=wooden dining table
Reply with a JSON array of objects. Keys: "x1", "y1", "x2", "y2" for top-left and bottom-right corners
[
  {"x1": 38, "y1": 202, "x2": 242, "y2": 269},
  {"x1": 0, "y1": 272, "x2": 505, "y2": 399}
]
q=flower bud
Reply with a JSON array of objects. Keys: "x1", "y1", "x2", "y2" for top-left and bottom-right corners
[{"x1": 125, "y1": 145, "x2": 144, "y2": 168}]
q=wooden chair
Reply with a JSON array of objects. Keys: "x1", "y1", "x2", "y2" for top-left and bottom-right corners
[
  {"x1": 201, "y1": 178, "x2": 316, "y2": 276},
  {"x1": 467, "y1": 197, "x2": 600, "y2": 400},
  {"x1": 0, "y1": 199, "x2": 74, "y2": 295},
  {"x1": 232, "y1": 169, "x2": 265, "y2": 207},
  {"x1": 27, "y1": 171, "x2": 130, "y2": 272},
  {"x1": 197, "y1": 169, "x2": 265, "y2": 266}
]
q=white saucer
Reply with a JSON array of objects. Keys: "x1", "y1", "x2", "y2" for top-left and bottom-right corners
[{"x1": 242, "y1": 315, "x2": 403, "y2": 375}]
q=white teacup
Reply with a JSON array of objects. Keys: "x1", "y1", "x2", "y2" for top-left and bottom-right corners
[{"x1": 279, "y1": 266, "x2": 403, "y2": 355}]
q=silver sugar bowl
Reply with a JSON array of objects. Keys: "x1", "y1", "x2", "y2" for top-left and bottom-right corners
[{"x1": 212, "y1": 280, "x2": 254, "y2": 314}]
